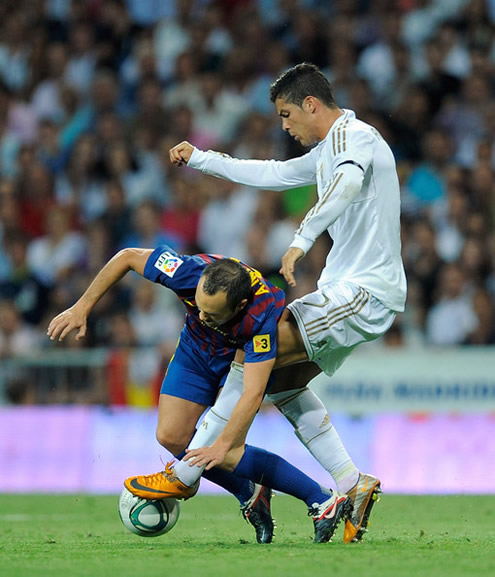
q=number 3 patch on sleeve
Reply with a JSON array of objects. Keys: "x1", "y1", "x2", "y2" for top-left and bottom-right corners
[{"x1": 253, "y1": 335, "x2": 271, "y2": 352}]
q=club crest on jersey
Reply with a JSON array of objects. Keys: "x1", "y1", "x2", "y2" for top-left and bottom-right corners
[
  {"x1": 154, "y1": 251, "x2": 183, "y2": 277},
  {"x1": 253, "y1": 334, "x2": 271, "y2": 353}
]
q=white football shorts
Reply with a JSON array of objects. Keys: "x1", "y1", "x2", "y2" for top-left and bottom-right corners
[{"x1": 286, "y1": 281, "x2": 396, "y2": 377}]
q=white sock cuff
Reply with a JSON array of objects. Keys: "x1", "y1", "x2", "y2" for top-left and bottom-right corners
[
  {"x1": 187, "y1": 409, "x2": 227, "y2": 450},
  {"x1": 267, "y1": 387, "x2": 308, "y2": 407}
]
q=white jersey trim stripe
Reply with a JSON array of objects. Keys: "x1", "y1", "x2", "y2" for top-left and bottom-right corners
[
  {"x1": 333, "y1": 118, "x2": 349, "y2": 155},
  {"x1": 305, "y1": 290, "x2": 370, "y2": 337},
  {"x1": 306, "y1": 296, "x2": 369, "y2": 338},
  {"x1": 304, "y1": 288, "x2": 367, "y2": 329},
  {"x1": 296, "y1": 172, "x2": 343, "y2": 236}
]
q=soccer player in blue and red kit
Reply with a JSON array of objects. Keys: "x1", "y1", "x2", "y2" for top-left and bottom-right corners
[{"x1": 48, "y1": 245, "x2": 350, "y2": 544}]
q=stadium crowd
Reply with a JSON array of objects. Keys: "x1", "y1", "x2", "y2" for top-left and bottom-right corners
[{"x1": 0, "y1": 0, "x2": 494, "y2": 402}]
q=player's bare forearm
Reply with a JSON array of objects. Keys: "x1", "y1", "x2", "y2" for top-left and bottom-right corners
[
  {"x1": 169, "y1": 141, "x2": 194, "y2": 166},
  {"x1": 185, "y1": 358, "x2": 275, "y2": 469},
  {"x1": 47, "y1": 248, "x2": 152, "y2": 342}
]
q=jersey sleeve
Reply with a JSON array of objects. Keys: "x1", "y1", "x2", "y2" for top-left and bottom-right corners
[
  {"x1": 331, "y1": 123, "x2": 375, "y2": 174},
  {"x1": 188, "y1": 147, "x2": 318, "y2": 191},
  {"x1": 143, "y1": 245, "x2": 204, "y2": 293},
  {"x1": 243, "y1": 306, "x2": 279, "y2": 364},
  {"x1": 290, "y1": 128, "x2": 375, "y2": 255}
]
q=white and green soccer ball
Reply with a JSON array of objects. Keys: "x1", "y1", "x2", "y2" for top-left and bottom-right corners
[{"x1": 118, "y1": 487, "x2": 181, "y2": 537}]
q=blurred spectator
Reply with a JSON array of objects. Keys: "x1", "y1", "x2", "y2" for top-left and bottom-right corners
[
  {"x1": 436, "y1": 73, "x2": 490, "y2": 167},
  {"x1": 107, "y1": 312, "x2": 138, "y2": 348},
  {"x1": 119, "y1": 199, "x2": 182, "y2": 250},
  {"x1": 0, "y1": 299, "x2": 42, "y2": 358},
  {"x1": 127, "y1": 77, "x2": 169, "y2": 146},
  {"x1": 401, "y1": 0, "x2": 470, "y2": 50},
  {"x1": 403, "y1": 218, "x2": 442, "y2": 313},
  {"x1": 93, "y1": 0, "x2": 136, "y2": 72},
  {"x1": 102, "y1": 140, "x2": 163, "y2": 208},
  {"x1": 425, "y1": 263, "x2": 477, "y2": 346},
  {"x1": 55, "y1": 133, "x2": 106, "y2": 224},
  {"x1": 405, "y1": 128, "x2": 452, "y2": 208},
  {"x1": 100, "y1": 179, "x2": 132, "y2": 251},
  {"x1": 430, "y1": 168, "x2": 471, "y2": 263},
  {"x1": 0, "y1": 10, "x2": 31, "y2": 93},
  {"x1": 152, "y1": 0, "x2": 196, "y2": 81},
  {"x1": 418, "y1": 37, "x2": 461, "y2": 117},
  {"x1": 37, "y1": 118, "x2": 70, "y2": 175},
  {"x1": 466, "y1": 287, "x2": 495, "y2": 345},
  {"x1": 0, "y1": 232, "x2": 50, "y2": 325},
  {"x1": 26, "y1": 204, "x2": 86, "y2": 286},
  {"x1": 357, "y1": 11, "x2": 404, "y2": 104},
  {"x1": 129, "y1": 280, "x2": 183, "y2": 349},
  {"x1": 459, "y1": 235, "x2": 492, "y2": 287},
  {"x1": 160, "y1": 173, "x2": 202, "y2": 251},
  {"x1": 83, "y1": 219, "x2": 115, "y2": 280},
  {"x1": 164, "y1": 50, "x2": 201, "y2": 109},
  {"x1": 184, "y1": 71, "x2": 249, "y2": 146},
  {"x1": 246, "y1": 189, "x2": 296, "y2": 274},
  {"x1": 31, "y1": 42, "x2": 69, "y2": 122},
  {"x1": 17, "y1": 160, "x2": 56, "y2": 238},
  {"x1": 65, "y1": 21, "x2": 97, "y2": 97},
  {"x1": 198, "y1": 177, "x2": 258, "y2": 261}
]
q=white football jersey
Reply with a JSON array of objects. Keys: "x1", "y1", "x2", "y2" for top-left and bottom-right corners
[{"x1": 188, "y1": 109, "x2": 406, "y2": 312}]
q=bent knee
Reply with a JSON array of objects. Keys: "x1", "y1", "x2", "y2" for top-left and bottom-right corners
[{"x1": 156, "y1": 426, "x2": 190, "y2": 456}]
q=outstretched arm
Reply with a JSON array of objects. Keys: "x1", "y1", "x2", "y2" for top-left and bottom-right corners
[
  {"x1": 47, "y1": 248, "x2": 152, "y2": 342},
  {"x1": 169, "y1": 141, "x2": 318, "y2": 191}
]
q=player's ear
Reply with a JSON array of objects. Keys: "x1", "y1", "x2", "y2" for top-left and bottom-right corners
[
  {"x1": 236, "y1": 299, "x2": 248, "y2": 313},
  {"x1": 303, "y1": 96, "x2": 317, "y2": 113}
]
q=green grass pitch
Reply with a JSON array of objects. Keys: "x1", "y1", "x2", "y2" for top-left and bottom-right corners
[{"x1": 1, "y1": 493, "x2": 494, "y2": 577}]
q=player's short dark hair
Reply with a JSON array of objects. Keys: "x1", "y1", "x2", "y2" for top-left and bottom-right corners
[
  {"x1": 201, "y1": 259, "x2": 252, "y2": 310},
  {"x1": 269, "y1": 62, "x2": 337, "y2": 107}
]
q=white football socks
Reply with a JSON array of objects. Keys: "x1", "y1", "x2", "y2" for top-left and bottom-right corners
[
  {"x1": 173, "y1": 362, "x2": 244, "y2": 486},
  {"x1": 267, "y1": 387, "x2": 359, "y2": 493}
]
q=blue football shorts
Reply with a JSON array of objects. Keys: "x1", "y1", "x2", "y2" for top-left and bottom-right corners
[{"x1": 160, "y1": 336, "x2": 232, "y2": 406}]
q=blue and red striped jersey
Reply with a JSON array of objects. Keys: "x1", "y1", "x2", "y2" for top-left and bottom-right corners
[{"x1": 143, "y1": 246, "x2": 285, "y2": 363}]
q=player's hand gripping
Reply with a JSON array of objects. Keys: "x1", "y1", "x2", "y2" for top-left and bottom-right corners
[
  {"x1": 184, "y1": 442, "x2": 229, "y2": 471},
  {"x1": 47, "y1": 304, "x2": 88, "y2": 342},
  {"x1": 169, "y1": 141, "x2": 194, "y2": 166},
  {"x1": 280, "y1": 247, "x2": 304, "y2": 287}
]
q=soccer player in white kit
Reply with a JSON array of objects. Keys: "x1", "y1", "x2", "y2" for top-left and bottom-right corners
[{"x1": 134, "y1": 63, "x2": 407, "y2": 543}]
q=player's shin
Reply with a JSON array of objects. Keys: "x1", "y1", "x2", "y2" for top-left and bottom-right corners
[{"x1": 267, "y1": 387, "x2": 359, "y2": 493}]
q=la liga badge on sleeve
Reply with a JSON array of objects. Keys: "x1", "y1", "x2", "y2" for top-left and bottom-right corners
[{"x1": 154, "y1": 252, "x2": 183, "y2": 277}]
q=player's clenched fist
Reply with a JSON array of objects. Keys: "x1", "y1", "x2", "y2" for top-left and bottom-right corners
[
  {"x1": 169, "y1": 141, "x2": 194, "y2": 166},
  {"x1": 47, "y1": 305, "x2": 88, "y2": 342}
]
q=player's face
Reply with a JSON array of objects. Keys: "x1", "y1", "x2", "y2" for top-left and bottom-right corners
[
  {"x1": 275, "y1": 97, "x2": 318, "y2": 146},
  {"x1": 195, "y1": 278, "x2": 245, "y2": 328}
]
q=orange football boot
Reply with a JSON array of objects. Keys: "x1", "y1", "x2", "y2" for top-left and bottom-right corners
[{"x1": 124, "y1": 461, "x2": 200, "y2": 500}]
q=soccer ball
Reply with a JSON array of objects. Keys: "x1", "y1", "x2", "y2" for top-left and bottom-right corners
[{"x1": 118, "y1": 487, "x2": 181, "y2": 537}]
